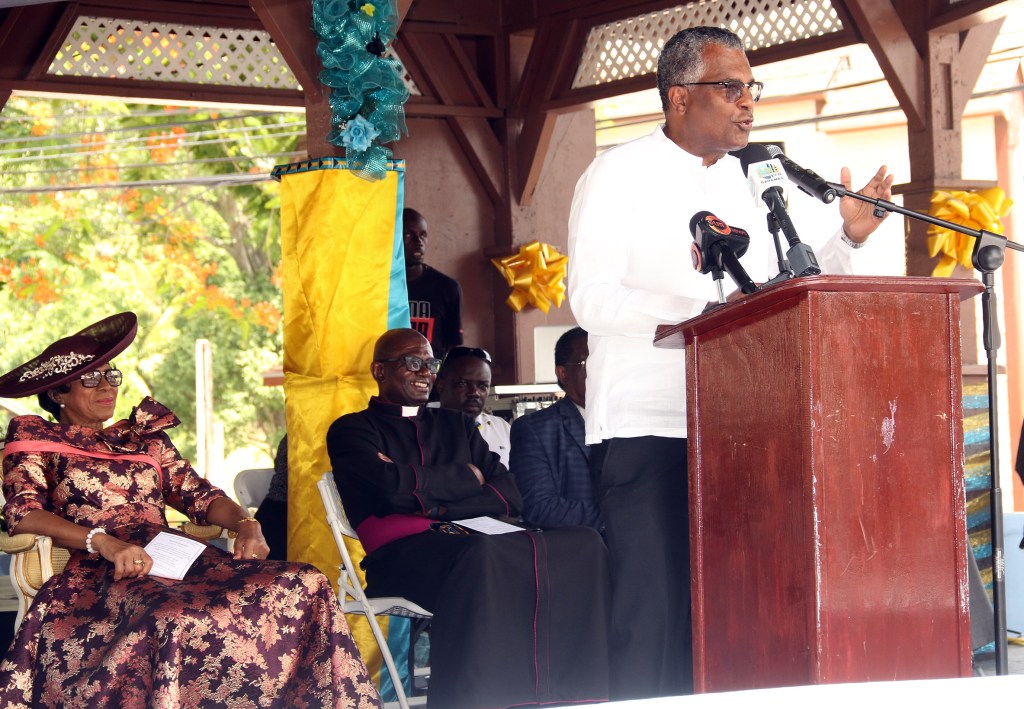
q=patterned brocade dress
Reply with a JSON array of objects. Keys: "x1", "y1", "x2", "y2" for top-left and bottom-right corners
[{"x1": 0, "y1": 398, "x2": 380, "y2": 709}]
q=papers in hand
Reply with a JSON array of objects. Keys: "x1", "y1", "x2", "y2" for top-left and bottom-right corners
[
  {"x1": 453, "y1": 516, "x2": 528, "y2": 535},
  {"x1": 144, "y1": 531, "x2": 207, "y2": 580}
]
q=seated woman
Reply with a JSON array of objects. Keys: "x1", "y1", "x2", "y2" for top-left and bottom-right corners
[{"x1": 0, "y1": 312, "x2": 380, "y2": 708}]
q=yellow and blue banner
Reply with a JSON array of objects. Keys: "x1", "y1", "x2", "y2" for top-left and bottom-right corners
[{"x1": 274, "y1": 156, "x2": 408, "y2": 689}]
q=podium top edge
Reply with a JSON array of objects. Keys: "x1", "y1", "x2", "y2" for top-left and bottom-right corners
[
  {"x1": 271, "y1": 157, "x2": 406, "y2": 180},
  {"x1": 654, "y1": 275, "x2": 983, "y2": 349}
]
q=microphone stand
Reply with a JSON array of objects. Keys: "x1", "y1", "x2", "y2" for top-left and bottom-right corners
[
  {"x1": 710, "y1": 261, "x2": 727, "y2": 304},
  {"x1": 833, "y1": 183, "x2": 1024, "y2": 675},
  {"x1": 762, "y1": 190, "x2": 822, "y2": 277},
  {"x1": 767, "y1": 213, "x2": 791, "y2": 276}
]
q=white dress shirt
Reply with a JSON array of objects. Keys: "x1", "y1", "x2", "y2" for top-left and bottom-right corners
[
  {"x1": 476, "y1": 412, "x2": 511, "y2": 469},
  {"x1": 568, "y1": 126, "x2": 857, "y2": 445}
]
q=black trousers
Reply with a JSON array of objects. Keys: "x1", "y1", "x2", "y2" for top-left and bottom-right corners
[
  {"x1": 590, "y1": 435, "x2": 693, "y2": 700},
  {"x1": 364, "y1": 526, "x2": 610, "y2": 709}
]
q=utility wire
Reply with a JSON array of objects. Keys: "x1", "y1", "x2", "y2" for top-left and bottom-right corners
[
  {"x1": 597, "y1": 82, "x2": 1024, "y2": 132},
  {"x1": 0, "y1": 105, "x2": 213, "y2": 122},
  {"x1": 0, "y1": 173, "x2": 270, "y2": 195},
  {"x1": 0, "y1": 120, "x2": 304, "y2": 161},
  {"x1": 5, "y1": 150, "x2": 305, "y2": 178},
  {"x1": 0, "y1": 109, "x2": 296, "y2": 146},
  {"x1": 0, "y1": 129, "x2": 305, "y2": 173}
]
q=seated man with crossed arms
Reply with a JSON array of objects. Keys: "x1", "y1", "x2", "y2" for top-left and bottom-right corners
[{"x1": 326, "y1": 328, "x2": 609, "y2": 709}]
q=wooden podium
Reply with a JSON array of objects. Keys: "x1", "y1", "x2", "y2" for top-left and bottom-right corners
[{"x1": 654, "y1": 275, "x2": 983, "y2": 693}]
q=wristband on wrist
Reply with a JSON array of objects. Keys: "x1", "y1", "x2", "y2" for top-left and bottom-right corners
[
  {"x1": 85, "y1": 527, "x2": 107, "y2": 554},
  {"x1": 238, "y1": 516, "x2": 259, "y2": 525},
  {"x1": 841, "y1": 231, "x2": 865, "y2": 249}
]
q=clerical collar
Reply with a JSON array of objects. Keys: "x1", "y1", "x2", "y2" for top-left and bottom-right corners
[{"x1": 370, "y1": 396, "x2": 423, "y2": 418}]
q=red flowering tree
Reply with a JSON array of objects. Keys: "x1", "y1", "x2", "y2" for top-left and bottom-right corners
[{"x1": 0, "y1": 96, "x2": 303, "y2": 461}]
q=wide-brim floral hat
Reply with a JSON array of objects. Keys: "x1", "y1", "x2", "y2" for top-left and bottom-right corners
[{"x1": 0, "y1": 312, "x2": 138, "y2": 398}]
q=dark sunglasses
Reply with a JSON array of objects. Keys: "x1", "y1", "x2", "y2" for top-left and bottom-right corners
[
  {"x1": 80, "y1": 368, "x2": 123, "y2": 388},
  {"x1": 442, "y1": 346, "x2": 491, "y2": 366},
  {"x1": 378, "y1": 355, "x2": 442, "y2": 374}
]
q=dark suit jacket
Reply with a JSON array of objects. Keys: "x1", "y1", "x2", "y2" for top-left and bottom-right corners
[{"x1": 509, "y1": 397, "x2": 602, "y2": 530}]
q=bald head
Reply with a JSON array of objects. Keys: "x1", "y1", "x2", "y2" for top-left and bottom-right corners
[{"x1": 373, "y1": 328, "x2": 428, "y2": 362}]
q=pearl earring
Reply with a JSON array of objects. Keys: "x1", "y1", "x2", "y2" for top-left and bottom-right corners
[{"x1": 60, "y1": 403, "x2": 65, "y2": 408}]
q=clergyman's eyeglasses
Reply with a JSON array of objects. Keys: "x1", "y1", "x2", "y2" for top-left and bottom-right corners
[
  {"x1": 378, "y1": 355, "x2": 442, "y2": 374},
  {"x1": 80, "y1": 368, "x2": 123, "y2": 388}
]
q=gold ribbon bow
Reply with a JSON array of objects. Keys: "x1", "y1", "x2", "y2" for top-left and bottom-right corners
[
  {"x1": 490, "y1": 241, "x2": 567, "y2": 313},
  {"x1": 927, "y1": 188, "x2": 1013, "y2": 277}
]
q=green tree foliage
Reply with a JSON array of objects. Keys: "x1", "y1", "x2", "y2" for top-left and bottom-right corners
[{"x1": 0, "y1": 96, "x2": 305, "y2": 461}]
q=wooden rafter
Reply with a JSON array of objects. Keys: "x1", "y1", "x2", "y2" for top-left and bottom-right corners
[
  {"x1": 842, "y1": 0, "x2": 927, "y2": 130},
  {"x1": 396, "y1": 0, "x2": 414, "y2": 28},
  {"x1": 0, "y1": 1, "x2": 303, "y2": 107},
  {"x1": 250, "y1": 0, "x2": 321, "y2": 101},
  {"x1": 511, "y1": 15, "x2": 590, "y2": 206},
  {"x1": 928, "y1": 0, "x2": 1010, "y2": 32},
  {"x1": 398, "y1": 27, "x2": 504, "y2": 203},
  {"x1": 955, "y1": 17, "x2": 1006, "y2": 115},
  {"x1": 0, "y1": 4, "x2": 69, "y2": 84}
]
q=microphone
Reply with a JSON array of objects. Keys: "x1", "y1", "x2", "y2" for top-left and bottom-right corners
[
  {"x1": 765, "y1": 145, "x2": 837, "y2": 204},
  {"x1": 730, "y1": 143, "x2": 787, "y2": 208},
  {"x1": 730, "y1": 144, "x2": 822, "y2": 278},
  {"x1": 689, "y1": 211, "x2": 758, "y2": 295}
]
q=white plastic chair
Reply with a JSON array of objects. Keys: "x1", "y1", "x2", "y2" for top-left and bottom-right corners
[
  {"x1": 317, "y1": 472, "x2": 431, "y2": 709},
  {"x1": 233, "y1": 467, "x2": 274, "y2": 513}
]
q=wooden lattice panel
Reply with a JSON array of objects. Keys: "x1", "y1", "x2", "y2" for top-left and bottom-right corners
[
  {"x1": 49, "y1": 16, "x2": 300, "y2": 89},
  {"x1": 48, "y1": 16, "x2": 422, "y2": 96},
  {"x1": 385, "y1": 46, "x2": 421, "y2": 97},
  {"x1": 573, "y1": 0, "x2": 844, "y2": 88}
]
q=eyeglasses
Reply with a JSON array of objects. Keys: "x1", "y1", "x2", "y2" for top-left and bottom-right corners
[
  {"x1": 377, "y1": 355, "x2": 442, "y2": 374},
  {"x1": 561, "y1": 360, "x2": 586, "y2": 369},
  {"x1": 675, "y1": 80, "x2": 763, "y2": 103},
  {"x1": 80, "y1": 368, "x2": 123, "y2": 388}
]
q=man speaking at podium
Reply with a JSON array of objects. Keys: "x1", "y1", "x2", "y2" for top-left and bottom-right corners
[{"x1": 567, "y1": 26, "x2": 893, "y2": 701}]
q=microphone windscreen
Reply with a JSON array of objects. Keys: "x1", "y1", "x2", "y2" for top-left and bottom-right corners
[
  {"x1": 729, "y1": 143, "x2": 773, "y2": 175},
  {"x1": 689, "y1": 210, "x2": 714, "y2": 240}
]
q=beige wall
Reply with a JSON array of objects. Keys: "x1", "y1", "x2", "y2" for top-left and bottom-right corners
[
  {"x1": 394, "y1": 108, "x2": 597, "y2": 384},
  {"x1": 394, "y1": 118, "x2": 496, "y2": 353},
  {"x1": 508, "y1": 109, "x2": 597, "y2": 383}
]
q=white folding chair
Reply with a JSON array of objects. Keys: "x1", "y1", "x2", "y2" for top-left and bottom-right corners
[
  {"x1": 233, "y1": 467, "x2": 274, "y2": 513},
  {"x1": 317, "y1": 473, "x2": 431, "y2": 709}
]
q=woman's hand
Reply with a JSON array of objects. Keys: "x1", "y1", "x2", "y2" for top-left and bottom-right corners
[
  {"x1": 92, "y1": 533, "x2": 153, "y2": 581},
  {"x1": 233, "y1": 521, "x2": 270, "y2": 560},
  {"x1": 204, "y1": 496, "x2": 271, "y2": 560}
]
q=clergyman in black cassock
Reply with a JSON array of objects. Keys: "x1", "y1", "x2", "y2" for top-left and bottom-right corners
[{"x1": 326, "y1": 328, "x2": 610, "y2": 709}]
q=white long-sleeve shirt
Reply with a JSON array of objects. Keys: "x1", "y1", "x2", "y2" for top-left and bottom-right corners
[
  {"x1": 568, "y1": 126, "x2": 856, "y2": 445},
  {"x1": 476, "y1": 412, "x2": 511, "y2": 469}
]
